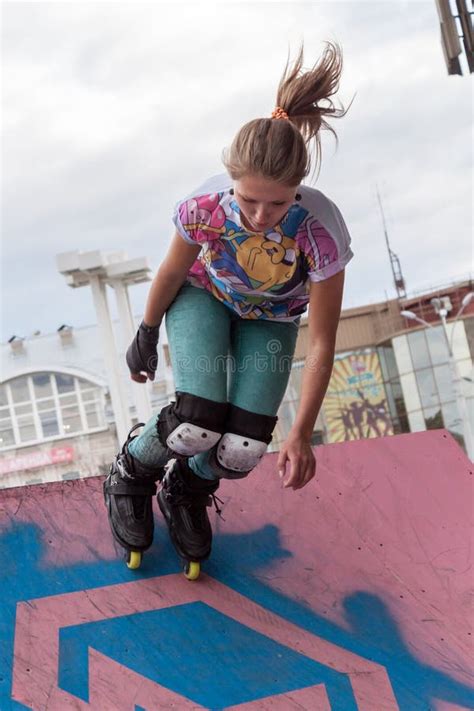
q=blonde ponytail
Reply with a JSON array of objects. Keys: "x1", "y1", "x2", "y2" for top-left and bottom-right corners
[{"x1": 223, "y1": 42, "x2": 349, "y2": 185}]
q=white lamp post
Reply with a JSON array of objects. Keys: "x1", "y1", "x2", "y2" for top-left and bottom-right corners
[{"x1": 401, "y1": 291, "x2": 474, "y2": 460}]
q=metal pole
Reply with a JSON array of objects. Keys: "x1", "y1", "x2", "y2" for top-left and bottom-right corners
[
  {"x1": 111, "y1": 279, "x2": 153, "y2": 423},
  {"x1": 89, "y1": 275, "x2": 132, "y2": 445},
  {"x1": 439, "y1": 311, "x2": 474, "y2": 460}
]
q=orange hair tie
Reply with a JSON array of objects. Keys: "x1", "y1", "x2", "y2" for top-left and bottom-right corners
[{"x1": 271, "y1": 106, "x2": 289, "y2": 121}]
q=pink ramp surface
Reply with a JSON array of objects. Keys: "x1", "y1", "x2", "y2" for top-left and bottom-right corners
[{"x1": 1, "y1": 429, "x2": 473, "y2": 710}]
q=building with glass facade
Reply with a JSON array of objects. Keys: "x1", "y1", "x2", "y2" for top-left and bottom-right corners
[{"x1": 283, "y1": 278, "x2": 473, "y2": 454}]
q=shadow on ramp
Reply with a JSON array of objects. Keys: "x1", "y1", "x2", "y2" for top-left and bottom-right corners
[{"x1": 0, "y1": 430, "x2": 472, "y2": 710}]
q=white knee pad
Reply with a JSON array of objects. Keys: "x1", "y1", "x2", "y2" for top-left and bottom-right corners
[
  {"x1": 216, "y1": 432, "x2": 268, "y2": 473},
  {"x1": 166, "y1": 423, "x2": 221, "y2": 456}
]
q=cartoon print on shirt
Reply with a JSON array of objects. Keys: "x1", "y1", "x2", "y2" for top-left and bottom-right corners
[
  {"x1": 175, "y1": 182, "x2": 353, "y2": 321},
  {"x1": 226, "y1": 229, "x2": 298, "y2": 292},
  {"x1": 180, "y1": 193, "x2": 226, "y2": 238}
]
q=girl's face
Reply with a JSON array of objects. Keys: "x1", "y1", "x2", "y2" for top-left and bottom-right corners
[{"x1": 233, "y1": 174, "x2": 298, "y2": 232}]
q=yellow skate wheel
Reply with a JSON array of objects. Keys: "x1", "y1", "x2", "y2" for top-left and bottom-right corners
[
  {"x1": 184, "y1": 561, "x2": 200, "y2": 580},
  {"x1": 126, "y1": 550, "x2": 142, "y2": 570}
]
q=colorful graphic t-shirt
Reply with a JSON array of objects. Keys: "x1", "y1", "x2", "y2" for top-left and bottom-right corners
[{"x1": 172, "y1": 174, "x2": 354, "y2": 322}]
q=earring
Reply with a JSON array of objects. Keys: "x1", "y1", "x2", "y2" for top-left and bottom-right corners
[
  {"x1": 295, "y1": 193, "x2": 301, "y2": 201},
  {"x1": 229, "y1": 188, "x2": 234, "y2": 195}
]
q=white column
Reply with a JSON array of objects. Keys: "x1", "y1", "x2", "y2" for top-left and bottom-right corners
[
  {"x1": 89, "y1": 275, "x2": 132, "y2": 445},
  {"x1": 111, "y1": 279, "x2": 152, "y2": 423}
]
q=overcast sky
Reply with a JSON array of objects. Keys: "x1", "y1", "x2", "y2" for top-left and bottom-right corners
[{"x1": 1, "y1": 1, "x2": 472, "y2": 343}]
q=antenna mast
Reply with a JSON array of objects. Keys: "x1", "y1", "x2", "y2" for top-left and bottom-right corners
[{"x1": 376, "y1": 186, "x2": 407, "y2": 299}]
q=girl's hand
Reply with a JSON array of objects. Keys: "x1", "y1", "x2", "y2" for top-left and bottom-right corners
[
  {"x1": 126, "y1": 321, "x2": 159, "y2": 383},
  {"x1": 277, "y1": 433, "x2": 316, "y2": 490}
]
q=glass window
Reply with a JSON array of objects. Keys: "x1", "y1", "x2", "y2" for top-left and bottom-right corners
[
  {"x1": 426, "y1": 326, "x2": 449, "y2": 366},
  {"x1": 392, "y1": 335, "x2": 413, "y2": 375},
  {"x1": 288, "y1": 363, "x2": 304, "y2": 399},
  {"x1": 58, "y1": 393, "x2": 78, "y2": 407},
  {"x1": 17, "y1": 415, "x2": 37, "y2": 443},
  {"x1": 400, "y1": 373, "x2": 422, "y2": 412},
  {"x1": 39, "y1": 412, "x2": 58, "y2": 437},
  {"x1": 433, "y1": 364, "x2": 455, "y2": 404},
  {"x1": 467, "y1": 397, "x2": 474, "y2": 442},
  {"x1": 458, "y1": 359, "x2": 474, "y2": 399},
  {"x1": 40, "y1": 411, "x2": 60, "y2": 438},
  {"x1": 32, "y1": 373, "x2": 53, "y2": 399},
  {"x1": 0, "y1": 416, "x2": 12, "y2": 430},
  {"x1": 37, "y1": 398, "x2": 55, "y2": 412},
  {"x1": 0, "y1": 428, "x2": 15, "y2": 447},
  {"x1": 446, "y1": 321, "x2": 471, "y2": 361},
  {"x1": 441, "y1": 402, "x2": 463, "y2": 435},
  {"x1": 424, "y1": 407, "x2": 443, "y2": 430},
  {"x1": 390, "y1": 381, "x2": 408, "y2": 416},
  {"x1": 310, "y1": 430, "x2": 324, "y2": 445},
  {"x1": 383, "y1": 344, "x2": 400, "y2": 381},
  {"x1": 377, "y1": 344, "x2": 400, "y2": 383},
  {"x1": 407, "y1": 410, "x2": 425, "y2": 432},
  {"x1": 377, "y1": 346, "x2": 390, "y2": 382},
  {"x1": 382, "y1": 380, "x2": 396, "y2": 415},
  {"x1": 396, "y1": 412, "x2": 410, "y2": 434},
  {"x1": 0, "y1": 373, "x2": 106, "y2": 449},
  {"x1": 86, "y1": 411, "x2": 100, "y2": 429},
  {"x1": 0, "y1": 416, "x2": 14, "y2": 448},
  {"x1": 84, "y1": 401, "x2": 104, "y2": 429},
  {"x1": 415, "y1": 369, "x2": 439, "y2": 408},
  {"x1": 55, "y1": 374, "x2": 75, "y2": 394},
  {"x1": 408, "y1": 330, "x2": 431, "y2": 370},
  {"x1": 14, "y1": 403, "x2": 32, "y2": 417},
  {"x1": 277, "y1": 400, "x2": 297, "y2": 435},
  {"x1": 61, "y1": 405, "x2": 82, "y2": 434},
  {"x1": 464, "y1": 318, "x2": 474, "y2": 360},
  {"x1": 10, "y1": 377, "x2": 30, "y2": 404},
  {"x1": 384, "y1": 380, "x2": 408, "y2": 433}
]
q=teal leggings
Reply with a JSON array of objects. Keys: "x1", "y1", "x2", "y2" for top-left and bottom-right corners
[{"x1": 128, "y1": 283, "x2": 299, "y2": 480}]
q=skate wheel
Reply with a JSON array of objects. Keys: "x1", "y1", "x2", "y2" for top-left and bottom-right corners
[
  {"x1": 184, "y1": 561, "x2": 200, "y2": 581},
  {"x1": 126, "y1": 550, "x2": 142, "y2": 570}
]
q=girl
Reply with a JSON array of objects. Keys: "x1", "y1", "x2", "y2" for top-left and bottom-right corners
[{"x1": 104, "y1": 43, "x2": 353, "y2": 572}]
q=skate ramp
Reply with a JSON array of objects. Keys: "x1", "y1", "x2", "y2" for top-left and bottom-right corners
[{"x1": 0, "y1": 429, "x2": 473, "y2": 710}]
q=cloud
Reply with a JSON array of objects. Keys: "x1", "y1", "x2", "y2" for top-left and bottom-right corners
[{"x1": 1, "y1": 1, "x2": 472, "y2": 340}]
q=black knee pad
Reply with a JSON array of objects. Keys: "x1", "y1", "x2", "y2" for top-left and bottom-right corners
[
  {"x1": 209, "y1": 404, "x2": 278, "y2": 480},
  {"x1": 156, "y1": 391, "x2": 229, "y2": 458}
]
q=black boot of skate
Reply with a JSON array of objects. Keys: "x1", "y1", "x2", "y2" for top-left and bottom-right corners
[
  {"x1": 103, "y1": 423, "x2": 164, "y2": 558},
  {"x1": 157, "y1": 458, "x2": 221, "y2": 565}
]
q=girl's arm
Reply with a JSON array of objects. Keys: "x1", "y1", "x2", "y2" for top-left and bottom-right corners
[
  {"x1": 290, "y1": 269, "x2": 345, "y2": 439},
  {"x1": 144, "y1": 231, "x2": 201, "y2": 327},
  {"x1": 278, "y1": 269, "x2": 345, "y2": 489}
]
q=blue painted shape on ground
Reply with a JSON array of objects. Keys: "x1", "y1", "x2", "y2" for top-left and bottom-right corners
[
  {"x1": 1, "y1": 519, "x2": 474, "y2": 711},
  {"x1": 58, "y1": 602, "x2": 356, "y2": 709},
  {"x1": 210, "y1": 533, "x2": 474, "y2": 711}
]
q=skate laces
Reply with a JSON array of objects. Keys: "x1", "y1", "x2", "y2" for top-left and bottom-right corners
[
  {"x1": 210, "y1": 493, "x2": 225, "y2": 520},
  {"x1": 163, "y1": 475, "x2": 225, "y2": 520}
]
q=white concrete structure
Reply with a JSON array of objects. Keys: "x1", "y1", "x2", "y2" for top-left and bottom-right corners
[
  {"x1": 56, "y1": 249, "x2": 155, "y2": 443},
  {"x1": 0, "y1": 321, "x2": 171, "y2": 489}
]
